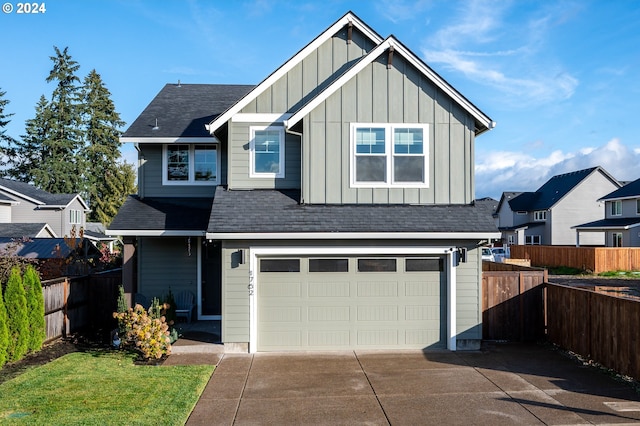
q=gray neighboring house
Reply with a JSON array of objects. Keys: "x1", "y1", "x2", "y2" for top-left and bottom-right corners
[
  {"x1": 0, "y1": 223, "x2": 56, "y2": 238},
  {"x1": 108, "y1": 11, "x2": 500, "y2": 353},
  {"x1": 494, "y1": 167, "x2": 621, "y2": 246},
  {"x1": 574, "y1": 177, "x2": 640, "y2": 247},
  {"x1": 0, "y1": 178, "x2": 90, "y2": 238}
]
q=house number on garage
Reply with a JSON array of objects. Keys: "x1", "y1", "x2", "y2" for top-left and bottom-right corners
[{"x1": 248, "y1": 271, "x2": 254, "y2": 296}]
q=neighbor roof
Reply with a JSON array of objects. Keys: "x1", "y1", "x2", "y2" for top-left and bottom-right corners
[
  {"x1": 107, "y1": 196, "x2": 213, "y2": 236},
  {"x1": 0, "y1": 223, "x2": 56, "y2": 238},
  {"x1": 121, "y1": 84, "x2": 254, "y2": 141},
  {"x1": 508, "y1": 167, "x2": 618, "y2": 211},
  {"x1": 573, "y1": 217, "x2": 640, "y2": 230},
  {"x1": 0, "y1": 178, "x2": 82, "y2": 207},
  {"x1": 599, "y1": 177, "x2": 640, "y2": 201},
  {"x1": 0, "y1": 237, "x2": 92, "y2": 259},
  {"x1": 207, "y1": 188, "x2": 499, "y2": 238}
]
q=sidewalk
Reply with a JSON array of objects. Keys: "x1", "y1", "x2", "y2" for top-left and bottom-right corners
[{"x1": 168, "y1": 343, "x2": 640, "y2": 425}]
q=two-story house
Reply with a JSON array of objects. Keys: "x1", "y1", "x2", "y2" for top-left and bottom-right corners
[
  {"x1": 574, "y1": 177, "x2": 640, "y2": 246},
  {"x1": 108, "y1": 12, "x2": 500, "y2": 353},
  {"x1": 0, "y1": 178, "x2": 89, "y2": 238},
  {"x1": 494, "y1": 167, "x2": 620, "y2": 246}
]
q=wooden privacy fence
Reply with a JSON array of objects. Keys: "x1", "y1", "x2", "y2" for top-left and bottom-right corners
[
  {"x1": 546, "y1": 283, "x2": 640, "y2": 381},
  {"x1": 42, "y1": 270, "x2": 121, "y2": 342},
  {"x1": 482, "y1": 263, "x2": 547, "y2": 341},
  {"x1": 510, "y1": 245, "x2": 640, "y2": 274}
]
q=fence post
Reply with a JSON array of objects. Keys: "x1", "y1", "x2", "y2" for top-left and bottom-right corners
[{"x1": 63, "y1": 278, "x2": 69, "y2": 338}]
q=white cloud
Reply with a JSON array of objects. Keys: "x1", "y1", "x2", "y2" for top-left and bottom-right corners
[{"x1": 476, "y1": 138, "x2": 640, "y2": 199}]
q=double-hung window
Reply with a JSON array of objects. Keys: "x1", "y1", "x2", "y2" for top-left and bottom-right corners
[
  {"x1": 636, "y1": 199, "x2": 640, "y2": 215},
  {"x1": 69, "y1": 209, "x2": 82, "y2": 224},
  {"x1": 351, "y1": 123, "x2": 428, "y2": 187},
  {"x1": 610, "y1": 200, "x2": 622, "y2": 216},
  {"x1": 612, "y1": 232, "x2": 623, "y2": 247},
  {"x1": 250, "y1": 126, "x2": 285, "y2": 178},
  {"x1": 163, "y1": 144, "x2": 218, "y2": 185},
  {"x1": 533, "y1": 211, "x2": 547, "y2": 221}
]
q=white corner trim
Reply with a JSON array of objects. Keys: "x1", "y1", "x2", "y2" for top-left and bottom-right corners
[
  {"x1": 207, "y1": 13, "x2": 383, "y2": 134},
  {"x1": 247, "y1": 246, "x2": 458, "y2": 353}
]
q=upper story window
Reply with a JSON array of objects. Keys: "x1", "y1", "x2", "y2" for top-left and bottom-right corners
[
  {"x1": 69, "y1": 209, "x2": 82, "y2": 224},
  {"x1": 163, "y1": 144, "x2": 218, "y2": 185},
  {"x1": 611, "y1": 200, "x2": 622, "y2": 216},
  {"x1": 351, "y1": 123, "x2": 428, "y2": 188},
  {"x1": 533, "y1": 210, "x2": 547, "y2": 221},
  {"x1": 636, "y1": 199, "x2": 640, "y2": 215},
  {"x1": 250, "y1": 126, "x2": 285, "y2": 178}
]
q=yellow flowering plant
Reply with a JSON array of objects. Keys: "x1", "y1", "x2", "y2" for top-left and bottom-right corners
[{"x1": 113, "y1": 304, "x2": 172, "y2": 359}]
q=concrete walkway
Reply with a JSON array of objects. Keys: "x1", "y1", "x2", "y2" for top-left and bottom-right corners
[{"x1": 165, "y1": 343, "x2": 640, "y2": 425}]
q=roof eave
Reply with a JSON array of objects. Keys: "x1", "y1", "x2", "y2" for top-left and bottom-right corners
[
  {"x1": 105, "y1": 230, "x2": 206, "y2": 237},
  {"x1": 205, "y1": 231, "x2": 502, "y2": 240}
]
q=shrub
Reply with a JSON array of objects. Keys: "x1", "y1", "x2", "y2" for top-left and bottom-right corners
[
  {"x1": 4, "y1": 267, "x2": 29, "y2": 362},
  {"x1": 113, "y1": 304, "x2": 171, "y2": 360},
  {"x1": 0, "y1": 281, "x2": 8, "y2": 368},
  {"x1": 115, "y1": 285, "x2": 128, "y2": 334},
  {"x1": 23, "y1": 266, "x2": 45, "y2": 352}
]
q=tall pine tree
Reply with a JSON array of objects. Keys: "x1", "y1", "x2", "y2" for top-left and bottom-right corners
[
  {"x1": 81, "y1": 69, "x2": 134, "y2": 224},
  {"x1": 0, "y1": 88, "x2": 18, "y2": 173},
  {"x1": 34, "y1": 46, "x2": 83, "y2": 194}
]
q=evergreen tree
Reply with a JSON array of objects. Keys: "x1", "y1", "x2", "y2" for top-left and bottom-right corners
[
  {"x1": 5, "y1": 95, "x2": 51, "y2": 183},
  {"x1": 33, "y1": 46, "x2": 83, "y2": 194},
  {"x1": 24, "y1": 266, "x2": 45, "y2": 353},
  {"x1": 0, "y1": 278, "x2": 8, "y2": 368},
  {"x1": 81, "y1": 69, "x2": 129, "y2": 223},
  {"x1": 4, "y1": 267, "x2": 28, "y2": 362},
  {"x1": 0, "y1": 88, "x2": 18, "y2": 172}
]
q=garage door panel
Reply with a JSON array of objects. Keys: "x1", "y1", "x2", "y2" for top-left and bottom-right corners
[{"x1": 257, "y1": 255, "x2": 445, "y2": 351}]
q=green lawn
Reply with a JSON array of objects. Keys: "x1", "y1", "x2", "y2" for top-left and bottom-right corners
[{"x1": 0, "y1": 351, "x2": 214, "y2": 425}]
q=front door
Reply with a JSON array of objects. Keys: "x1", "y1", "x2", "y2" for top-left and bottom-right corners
[{"x1": 200, "y1": 240, "x2": 222, "y2": 319}]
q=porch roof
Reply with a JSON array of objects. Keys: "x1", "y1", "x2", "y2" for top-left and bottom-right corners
[{"x1": 573, "y1": 217, "x2": 640, "y2": 231}]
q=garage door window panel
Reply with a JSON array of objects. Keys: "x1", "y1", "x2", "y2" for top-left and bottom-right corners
[
  {"x1": 406, "y1": 258, "x2": 443, "y2": 272},
  {"x1": 259, "y1": 259, "x2": 300, "y2": 272},
  {"x1": 309, "y1": 258, "x2": 349, "y2": 272},
  {"x1": 357, "y1": 258, "x2": 396, "y2": 272}
]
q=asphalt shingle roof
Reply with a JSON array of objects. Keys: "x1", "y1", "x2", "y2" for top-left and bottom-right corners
[
  {"x1": 0, "y1": 223, "x2": 51, "y2": 238},
  {"x1": 508, "y1": 167, "x2": 601, "y2": 211},
  {"x1": 600, "y1": 177, "x2": 640, "y2": 201},
  {"x1": 0, "y1": 237, "x2": 94, "y2": 259},
  {"x1": 0, "y1": 178, "x2": 77, "y2": 205},
  {"x1": 109, "y1": 196, "x2": 213, "y2": 232},
  {"x1": 574, "y1": 217, "x2": 640, "y2": 229},
  {"x1": 207, "y1": 188, "x2": 498, "y2": 234},
  {"x1": 122, "y1": 84, "x2": 255, "y2": 138}
]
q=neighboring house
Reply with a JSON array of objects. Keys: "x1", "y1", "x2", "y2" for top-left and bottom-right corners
[
  {"x1": 494, "y1": 167, "x2": 620, "y2": 246},
  {"x1": 84, "y1": 222, "x2": 120, "y2": 252},
  {"x1": 0, "y1": 178, "x2": 90, "y2": 238},
  {"x1": 108, "y1": 12, "x2": 500, "y2": 352},
  {"x1": 0, "y1": 223, "x2": 56, "y2": 238},
  {"x1": 574, "y1": 177, "x2": 640, "y2": 247}
]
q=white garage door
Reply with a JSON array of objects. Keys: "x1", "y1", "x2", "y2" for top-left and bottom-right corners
[{"x1": 257, "y1": 256, "x2": 446, "y2": 351}]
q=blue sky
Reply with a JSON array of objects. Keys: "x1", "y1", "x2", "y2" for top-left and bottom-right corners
[{"x1": 1, "y1": 0, "x2": 639, "y2": 199}]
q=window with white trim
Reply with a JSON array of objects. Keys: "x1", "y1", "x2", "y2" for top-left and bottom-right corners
[
  {"x1": 351, "y1": 123, "x2": 428, "y2": 187},
  {"x1": 612, "y1": 232, "x2": 623, "y2": 247},
  {"x1": 163, "y1": 144, "x2": 218, "y2": 185},
  {"x1": 611, "y1": 200, "x2": 622, "y2": 216},
  {"x1": 533, "y1": 210, "x2": 547, "y2": 221},
  {"x1": 507, "y1": 235, "x2": 516, "y2": 245},
  {"x1": 636, "y1": 199, "x2": 640, "y2": 215},
  {"x1": 250, "y1": 126, "x2": 285, "y2": 178},
  {"x1": 525, "y1": 235, "x2": 541, "y2": 245},
  {"x1": 69, "y1": 209, "x2": 82, "y2": 224}
]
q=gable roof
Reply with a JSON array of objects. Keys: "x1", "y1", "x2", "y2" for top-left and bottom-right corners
[
  {"x1": 599, "y1": 177, "x2": 640, "y2": 201},
  {"x1": 285, "y1": 35, "x2": 493, "y2": 135},
  {"x1": 121, "y1": 84, "x2": 254, "y2": 142},
  {"x1": 205, "y1": 11, "x2": 384, "y2": 134},
  {"x1": 207, "y1": 188, "x2": 499, "y2": 239},
  {"x1": 107, "y1": 195, "x2": 213, "y2": 236},
  {"x1": 508, "y1": 167, "x2": 619, "y2": 211},
  {"x1": 0, "y1": 237, "x2": 96, "y2": 259},
  {"x1": 0, "y1": 223, "x2": 57, "y2": 238},
  {"x1": 0, "y1": 178, "x2": 87, "y2": 209}
]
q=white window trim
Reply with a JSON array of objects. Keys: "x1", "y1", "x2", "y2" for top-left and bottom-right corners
[
  {"x1": 612, "y1": 232, "x2": 623, "y2": 247},
  {"x1": 611, "y1": 200, "x2": 622, "y2": 217},
  {"x1": 526, "y1": 235, "x2": 541, "y2": 245},
  {"x1": 350, "y1": 123, "x2": 429, "y2": 188},
  {"x1": 636, "y1": 199, "x2": 640, "y2": 215},
  {"x1": 249, "y1": 125, "x2": 285, "y2": 179},
  {"x1": 162, "y1": 144, "x2": 220, "y2": 186},
  {"x1": 533, "y1": 210, "x2": 547, "y2": 221}
]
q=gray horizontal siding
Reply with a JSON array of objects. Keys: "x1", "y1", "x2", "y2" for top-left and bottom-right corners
[{"x1": 138, "y1": 144, "x2": 220, "y2": 198}]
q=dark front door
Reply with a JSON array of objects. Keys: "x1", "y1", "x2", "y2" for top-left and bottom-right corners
[{"x1": 201, "y1": 241, "x2": 222, "y2": 318}]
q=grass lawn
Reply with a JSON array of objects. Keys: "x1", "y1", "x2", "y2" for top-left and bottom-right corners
[{"x1": 0, "y1": 350, "x2": 214, "y2": 425}]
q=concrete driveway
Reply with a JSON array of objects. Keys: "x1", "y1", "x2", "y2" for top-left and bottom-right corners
[{"x1": 172, "y1": 343, "x2": 640, "y2": 425}]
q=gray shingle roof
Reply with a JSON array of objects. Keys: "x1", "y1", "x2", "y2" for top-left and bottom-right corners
[
  {"x1": 108, "y1": 196, "x2": 213, "y2": 232},
  {"x1": 122, "y1": 84, "x2": 254, "y2": 139},
  {"x1": 0, "y1": 237, "x2": 96, "y2": 259},
  {"x1": 574, "y1": 217, "x2": 640, "y2": 229},
  {"x1": 508, "y1": 167, "x2": 606, "y2": 211},
  {"x1": 207, "y1": 188, "x2": 498, "y2": 234},
  {"x1": 0, "y1": 223, "x2": 51, "y2": 238},
  {"x1": 0, "y1": 178, "x2": 77, "y2": 205},
  {"x1": 600, "y1": 177, "x2": 640, "y2": 201}
]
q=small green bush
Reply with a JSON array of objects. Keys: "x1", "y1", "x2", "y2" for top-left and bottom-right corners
[
  {"x1": 23, "y1": 266, "x2": 45, "y2": 353},
  {"x1": 4, "y1": 267, "x2": 29, "y2": 362},
  {"x1": 0, "y1": 281, "x2": 8, "y2": 368}
]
